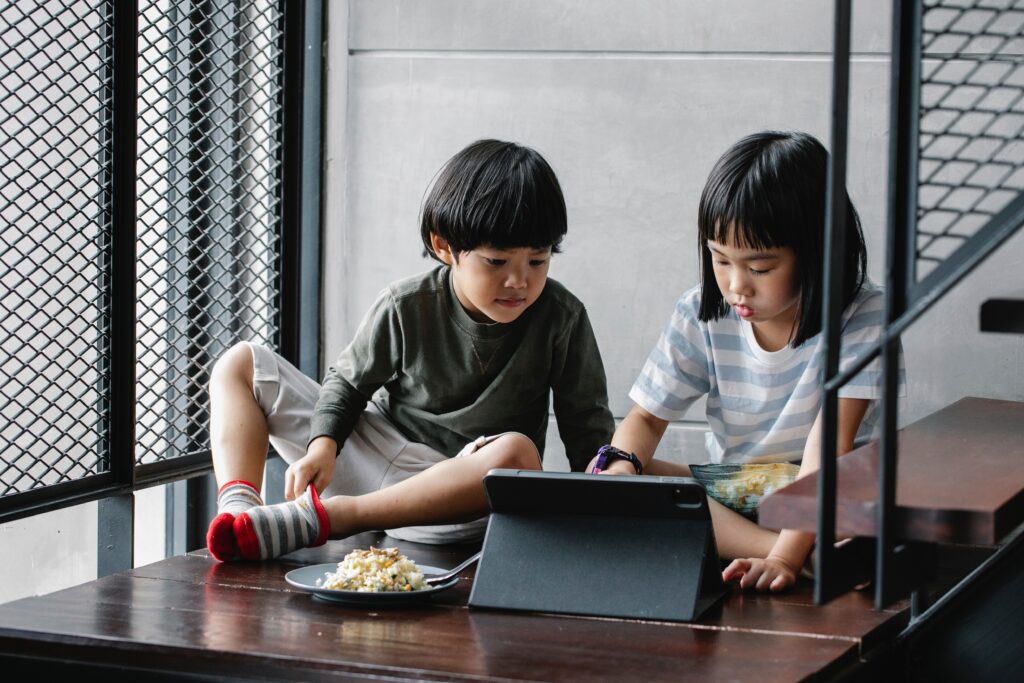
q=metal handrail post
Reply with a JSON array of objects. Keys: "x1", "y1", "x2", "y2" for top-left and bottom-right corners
[
  {"x1": 878, "y1": 0, "x2": 922, "y2": 610},
  {"x1": 815, "y1": 0, "x2": 853, "y2": 606},
  {"x1": 98, "y1": 0, "x2": 139, "y2": 577}
]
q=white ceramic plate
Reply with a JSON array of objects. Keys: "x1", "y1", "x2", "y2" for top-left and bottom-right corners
[{"x1": 285, "y1": 563, "x2": 459, "y2": 605}]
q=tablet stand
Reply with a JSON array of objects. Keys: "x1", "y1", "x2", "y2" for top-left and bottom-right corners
[{"x1": 468, "y1": 470, "x2": 726, "y2": 622}]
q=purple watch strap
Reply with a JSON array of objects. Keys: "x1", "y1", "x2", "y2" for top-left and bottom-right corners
[{"x1": 591, "y1": 445, "x2": 643, "y2": 475}]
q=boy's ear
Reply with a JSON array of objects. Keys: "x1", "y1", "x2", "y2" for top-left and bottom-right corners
[{"x1": 429, "y1": 233, "x2": 455, "y2": 265}]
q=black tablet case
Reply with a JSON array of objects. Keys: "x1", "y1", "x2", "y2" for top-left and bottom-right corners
[{"x1": 468, "y1": 470, "x2": 726, "y2": 622}]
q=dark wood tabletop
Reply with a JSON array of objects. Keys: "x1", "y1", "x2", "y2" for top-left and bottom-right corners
[{"x1": 0, "y1": 532, "x2": 909, "y2": 682}]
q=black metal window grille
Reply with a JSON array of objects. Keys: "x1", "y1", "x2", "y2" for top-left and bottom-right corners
[
  {"x1": 917, "y1": 0, "x2": 1023, "y2": 280},
  {"x1": 1, "y1": 3, "x2": 112, "y2": 496},
  {"x1": 0, "y1": 0, "x2": 319, "y2": 527},
  {"x1": 136, "y1": 1, "x2": 283, "y2": 469}
]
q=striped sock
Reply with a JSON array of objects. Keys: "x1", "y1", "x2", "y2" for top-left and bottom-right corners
[
  {"x1": 218, "y1": 480, "x2": 263, "y2": 514},
  {"x1": 206, "y1": 480, "x2": 263, "y2": 562},
  {"x1": 233, "y1": 484, "x2": 329, "y2": 560}
]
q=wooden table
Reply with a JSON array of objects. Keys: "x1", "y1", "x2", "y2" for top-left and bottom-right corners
[{"x1": 0, "y1": 533, "x2": 909, "y2": 682}]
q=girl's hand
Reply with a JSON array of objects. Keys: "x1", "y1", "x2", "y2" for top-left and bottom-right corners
[
  {"x1": 722, "y1": 554, "x2": 798, "y2": 592},
  {"x1": 598, "y1": 460, "x2": 638, "y2": 476},
  {"x1": 284, "y1": 436, "x2": 337, "y2": 500},
  {"x1": 585, "y1": 452, "x2": 637, "y2": 475}
]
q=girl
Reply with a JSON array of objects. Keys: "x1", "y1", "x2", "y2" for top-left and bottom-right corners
[{"x1": 593, "y1": 130, "x2": 904, "y2": 591}]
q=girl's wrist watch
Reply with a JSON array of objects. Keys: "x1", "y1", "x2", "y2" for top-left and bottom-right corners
[{"x1": 591, "y1": 444, "x2": 644, "y2": 475}]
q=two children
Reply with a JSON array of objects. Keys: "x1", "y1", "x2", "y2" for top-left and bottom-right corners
[
  {"x1": 207, "y1": 131, "x2": 900, "y2": 595},
  {"x1": 205, "y1": 139, "x2": 614, "y2": 561}
]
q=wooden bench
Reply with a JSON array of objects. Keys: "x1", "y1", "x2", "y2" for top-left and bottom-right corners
[{"x1": 759, "y1": 397, "x2": 1024, "y2": 545}]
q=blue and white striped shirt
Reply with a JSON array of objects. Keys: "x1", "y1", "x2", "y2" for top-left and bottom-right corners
[{"x1": 630, "y1": 283, "x2": 906, "y2": 464}]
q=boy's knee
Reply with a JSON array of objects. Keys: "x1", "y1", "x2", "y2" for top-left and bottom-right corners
[
  {"x1": 210, "y1": 342, "x2": 254, "y2": 389},
  {"x1": 481, "y1": 432, "x2": 541, "y2": 470}
]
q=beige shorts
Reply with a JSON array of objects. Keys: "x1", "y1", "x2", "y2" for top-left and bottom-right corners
[{"x1": 247, "y1": 342, "x2": 506, "y2": 544}]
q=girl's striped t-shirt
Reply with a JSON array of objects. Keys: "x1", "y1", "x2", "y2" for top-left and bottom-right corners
[{"x1": 629, "y1": 283, "x2": 906, "y2": 464}]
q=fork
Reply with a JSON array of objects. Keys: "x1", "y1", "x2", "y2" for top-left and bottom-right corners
[{"x1": 424, "y1": 551, "x2": 482, "y2": 585}]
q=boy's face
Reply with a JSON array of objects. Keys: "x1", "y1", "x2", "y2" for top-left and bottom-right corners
[{"x1": 430, "y1": 235, "x2": 551, "y2": 324}]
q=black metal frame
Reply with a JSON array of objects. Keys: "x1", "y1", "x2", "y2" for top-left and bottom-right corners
[
  {"x1": 817, "y1": 0, "x2": 1024, "y2": 609},
  {"x1": 0, "y1": 1, "x2": 140, "y2": 527},
  {"x1": 97, "y1": 0, "x2": 142, "y2": 573},
  {"x1": 877, "y1": 0, "x2": 923, "y2": 612},
  {"x1": 261, "y1": 0, "x2": 325, "y2": 505},
  {"x1": 0, "y1": 0, "x2": 323, "y2": 575},
  {"x1": 814, "y1": 0, "x2": 853, "y2": 606},
  {"x1": 280, "y1": 0, "x2": 323, "y2": 381}
]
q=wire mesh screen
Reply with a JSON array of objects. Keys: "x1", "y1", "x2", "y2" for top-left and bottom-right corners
[
  {"x1": 918, "y1": 0, "x2": 1024, "y2": 280},
  {"x1": 136, "y1": 0, "x2": 284, "y2": 466},
  {"x1": 0, "y1": 3, "x2": 111, "y2": 496},
  {"x1": 0, "y1": 1, "x2": 286, "y2": 499}
]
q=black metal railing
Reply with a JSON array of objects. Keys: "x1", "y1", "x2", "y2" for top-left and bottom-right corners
[
  {"x1": 0, "y1": 0, "x2": 322, "y2": 567},
  {"x1": 817, "y1": 0, "x2": 1023, "y2": 608}
]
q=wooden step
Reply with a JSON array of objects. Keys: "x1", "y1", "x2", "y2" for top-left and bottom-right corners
[
  {"x1": 758, "y1": 397, "x2": 1024, "y2": 545},
  {"x1": 980, "y1": 296, "x2": 1024, "y2": 334}
]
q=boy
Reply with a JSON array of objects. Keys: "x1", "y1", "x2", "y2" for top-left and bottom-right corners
[{"x1": 207, "y1": 139, "x2": 614, "y2": 561}]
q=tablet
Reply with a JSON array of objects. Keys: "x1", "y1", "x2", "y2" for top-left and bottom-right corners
[{"x1": 467, "y1": 469, "x2": 726, "y2": 622}]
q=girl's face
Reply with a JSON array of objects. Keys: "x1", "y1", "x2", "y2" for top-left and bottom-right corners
[{"x1": 707, "y1": 236, "x2": 800, "y2": 351}]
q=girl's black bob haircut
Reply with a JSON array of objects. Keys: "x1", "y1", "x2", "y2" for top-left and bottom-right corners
[
  {"x1": 421, "y1": 139, "x2": 567, "y2": 260},
  {"x1": 697, "y1": 130, "x2": 867, "y2": 347}
]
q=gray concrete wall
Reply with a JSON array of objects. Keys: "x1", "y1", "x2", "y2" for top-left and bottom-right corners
[
  {"x1": 0, "y1": 487, "x2": 165, "y2": 604},
  {"x1": 323, "y1": 0, "x2": 1024, "y2": 470}
]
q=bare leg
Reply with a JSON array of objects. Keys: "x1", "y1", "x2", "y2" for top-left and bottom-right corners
[
  {"x1": 323, "y1": 433, "x2": 541, "y2": 538},
  {"x1": 647, "y1": 457, "x2": 778, "y2": 560},
  {"x1": 206, "y1": 343, "x2": 274, "y2": 560},
  {"x1": 209, "y1": 342, "x2": 270, "y2": 489},
  {"x1": 232, "y1": 433, "x2": 544, "y2": 560}
]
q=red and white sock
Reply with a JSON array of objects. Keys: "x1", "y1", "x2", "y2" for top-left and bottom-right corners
[
  {"x1": 206, "y1": 480, "x2": 262, "y2": 561},
  {"x1": 233, "y1": 484, "x2": 329, "y2": 560}
]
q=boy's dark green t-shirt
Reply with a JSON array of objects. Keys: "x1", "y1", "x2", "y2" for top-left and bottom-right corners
[{"x1": 309, "y1": 266, "x2": 614, "y2": 472}]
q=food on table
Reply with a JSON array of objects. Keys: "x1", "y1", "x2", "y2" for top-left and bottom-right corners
[
  {"x1": 689, "y1": 462, "x2": 800, "y2": 520},
  {"x1": 316, "y1": 547, "x2": 426, "y2": 592}
]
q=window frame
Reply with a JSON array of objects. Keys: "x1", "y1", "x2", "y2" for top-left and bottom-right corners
[{"x1": 0, "y1": 0, "x2": 323, "y2": 570}]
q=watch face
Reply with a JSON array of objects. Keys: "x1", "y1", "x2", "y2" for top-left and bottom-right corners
[{"x1": 591, "y1": 452, "x2": 610, "y2": 473}]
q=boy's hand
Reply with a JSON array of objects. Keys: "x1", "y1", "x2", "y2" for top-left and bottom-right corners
[
  {"x1": 721, "y1": 554, "x2": 798, "y2": 592},
  {"x1": 285, "y1": 436, "x2": 337, "y2": 500}
]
